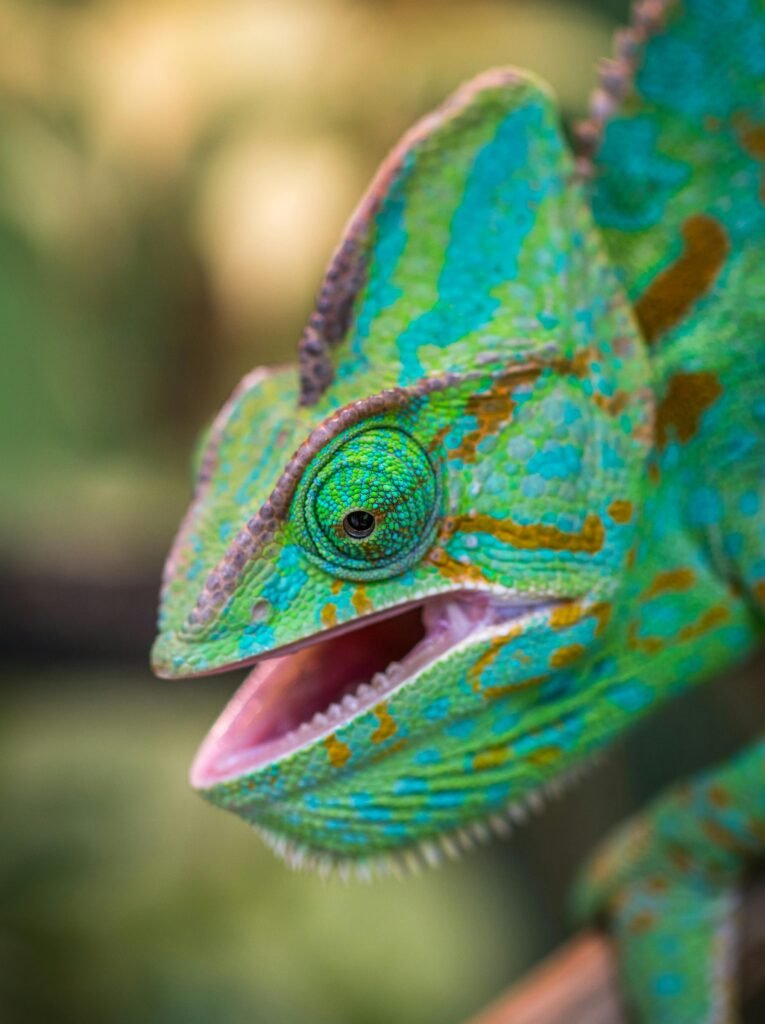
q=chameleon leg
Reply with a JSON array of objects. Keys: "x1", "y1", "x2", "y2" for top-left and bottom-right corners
[{"x1": 574, "y1": 736, "x2": 765, "y2": 1024}]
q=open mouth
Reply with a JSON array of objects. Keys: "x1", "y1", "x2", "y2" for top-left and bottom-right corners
[{"x1": 191, "y1": 590, "x2": 558, "y2": 789}]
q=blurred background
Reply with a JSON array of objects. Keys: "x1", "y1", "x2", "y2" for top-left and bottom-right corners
[{"x1": 1, "y1": 1, "x2": 763, "y2": 1022}]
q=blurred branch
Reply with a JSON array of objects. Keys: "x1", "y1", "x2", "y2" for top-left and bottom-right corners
[{"x1": 466, "y1": 876, "x2": 765, "y2": 1024}]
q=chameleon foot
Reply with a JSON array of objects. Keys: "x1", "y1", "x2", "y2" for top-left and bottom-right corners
[{"x1": 574, "y1": 739, "x2": 765, "y2": 1023}]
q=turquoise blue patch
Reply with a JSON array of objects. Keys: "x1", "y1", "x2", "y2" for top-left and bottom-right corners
[
  {"x1": 688, "y1": 486, "x2": 723, "y2": 527},
  {"x1": 392, "y1": 777, "x2": 428, "y2": 796},
  {"x1": 444, "y1": 718, "x2": 477, "y2": 740},
  {"x1": 393, "y1": 102, "x2": 553, "y2": 381}
]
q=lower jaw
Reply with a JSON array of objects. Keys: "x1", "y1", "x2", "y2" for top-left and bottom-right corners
[{"x1": 200, "y1": 728, "x2": 605, "y2": 877}]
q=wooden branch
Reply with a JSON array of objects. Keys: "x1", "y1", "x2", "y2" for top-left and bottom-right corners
[{"x1": 465, "y1": 877, "x2": 765, "y2": 1024}]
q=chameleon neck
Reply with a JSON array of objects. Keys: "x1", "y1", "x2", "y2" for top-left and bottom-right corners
[{"x1": 588, "y1": 304, "x2": 765, "y2": 736}]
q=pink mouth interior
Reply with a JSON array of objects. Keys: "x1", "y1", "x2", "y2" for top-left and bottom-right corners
[{"x1": 190, "y1": 592, "x2": 550, "y2": 788}]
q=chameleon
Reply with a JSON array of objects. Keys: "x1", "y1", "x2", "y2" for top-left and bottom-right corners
[{"x1": 152, "y1": 1, "x2": 765, "y2": 1021}]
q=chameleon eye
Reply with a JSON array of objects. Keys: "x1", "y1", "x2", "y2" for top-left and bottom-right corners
[{"x1": 292, "y1": 426, "x2": 442, "y2": 580}]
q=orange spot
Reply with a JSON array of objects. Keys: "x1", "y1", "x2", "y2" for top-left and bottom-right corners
[
  {"x1": 473, "y1": 746, "x2": 509, "y2": 771},
  {"x1": 550, "y1": 603, "x2": 586, "y2": 629},
  {"x1": 592, "y1": 602, "x2": 613, "y2": 636},
  {"x1": 627, "y1": 623, "x2": 663, "y2": 654},
  {"x1": 629, "y1": 604, "x2": 729, "y2": 654},
  {"x1": 655, "y1": 371, "x2": 722, "y2": 450},
  {"x1": 371, "y1": 705, "x2": 397, "y2": 744},
  {"x1": 754, "y1": 580, "x2": 765, "y2": 607},
  {"x1": 647, "y1": 876, "x2": 669, "y2": 893},
  {"x1": 630, "y1": 911, "x2": 657, "y2": 935},
  {"x1": 708, "y1": 784, "x2": 731, "y2": 808},
  {"x1": 467, "y1": 636, "x2": 549, "y2": 698},
  {"x1": 608, "y1": 499, "x2": 634, "y2": 524},
  {"x1": 554, "y1": 348, "x2": 592, "y2": 378},
  {"x1": 450, "y1": 512, "x2": 605, "y2": 555},
  {"x1": 702, "y1": 819, "x2": 742, "y2": 852},
  {"x1": 324, "y1": 735, "x2": 351, "y2": 768},
  {"x1": 527, "y1": 745, "x2": 561, "y2": 768},
  {"x1": 352, "y1": 586, "x2": 373, "y2": 615},
  {"x1": 550, "y1": 643, "x2": 586, "y2": 669},
  {"x1": 427, "y1": 423, "x2": 451, "y2": 455},
  {"x1": 740, "y1": 120, "x2": 765, "y2": 159},
  {"x1": 467, "y1": 634, "x2": 519, "y2": 692},
  {"x1": 641, "y1": 567, "x2": 696, "y2": 601},
  {"x1": 330, "y1": 579, "x2": 343, "y2": 595},
  {"x1": 668, "y1": 845, "x2": 693, "y2": 872},
  {"x1": 678, "y1": 604, "x2": 729, "y2": 641},
  {"x1": 594, "y1": 391, "x2": 630, "y2": 417},
  {"x1": 549, "y1": 601, "x2": 610, "y2": 636},
  {"x1": 452, "y1": 369, "x2": 540, "y2": 463},
  {"x1": 426, "y1": 546, "x2": 488, "y2": 584},
  {"x1": 738, "y1": 118, "x2": 765, "y2": 199},
  {"x1": 634, "y1": 214, "x2": 730, "y2": 345},
  {"x1": 321, "y1": 603, "x2": 338, "y2": 628},
  {"x1": 483, "y1": 675, "x2": 548, "y2": 700}
]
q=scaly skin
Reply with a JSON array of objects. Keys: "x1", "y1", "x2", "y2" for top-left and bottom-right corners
[{"x1": 152, "y1": 3, "x2": 765, "y2": 1021}]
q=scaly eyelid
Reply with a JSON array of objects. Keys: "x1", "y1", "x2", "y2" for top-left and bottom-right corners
[{"x1": 290, "y1": 424, "x2": 443, "y2": 582}]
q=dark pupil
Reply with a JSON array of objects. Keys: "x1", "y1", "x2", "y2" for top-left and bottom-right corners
[{"x1": 343, "y1": 509, "x2": 376, "y2": 539}]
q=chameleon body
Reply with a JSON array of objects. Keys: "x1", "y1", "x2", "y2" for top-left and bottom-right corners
[{"x1": 153, "y1": 2, "x2": 765, "y2": 1021}]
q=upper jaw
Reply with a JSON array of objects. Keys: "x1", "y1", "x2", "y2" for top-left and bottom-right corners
[
  {"x1": 151, "y1": 582, "x2": 551, "y2": 681},
  {"x1": 188, "y1": 588, "x2": 567, "y2": 789},
  {"x1": 153, "y1": 590, "x2": 468, "y2": 680}
]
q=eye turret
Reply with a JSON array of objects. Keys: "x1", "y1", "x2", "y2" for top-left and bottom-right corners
[{"x1": 291, "y1": 425, "x2": 442, "y2": 580}]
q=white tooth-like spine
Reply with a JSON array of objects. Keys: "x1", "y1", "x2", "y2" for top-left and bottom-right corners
[
  {"x1": 403, "y1": 849, "x2": 424, "y2": 875},
  {"x1": 508, "y1": 802, "x2": 528, "y2": 825},
  {"x1": 439, "y1": 835, "x2": 461, "y2": 862},
  {"x1": 489, "y1": 814, "x2": 513, "y2": 839},
  {"x1": 354, "y1": 861, "x2": 373, "y2": 883},
  {"x1": 254, "y1": 753, "x2": 607, "y2": 881},
  {"x1": 469, "y1": 821, "x2": 491, "y2": 845},
  {"x1": 527, "y1": 790, "x2": 544, "y2": 814},
  {"x1": 420, "y1": 841, "x2": 442, "y2": 869},
  {"x1": 455, "y1": 828, "x2": 476, "y2": 854}
]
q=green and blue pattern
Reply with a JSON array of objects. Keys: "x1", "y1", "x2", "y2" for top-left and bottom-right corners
[{"x1": 154, "y1": 4, "x2": 765, "y2": 1021}]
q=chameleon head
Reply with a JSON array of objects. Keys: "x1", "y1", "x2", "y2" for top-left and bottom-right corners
[{"x1": 152, "y1": 70, "x2": 653, "y2": 869}]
